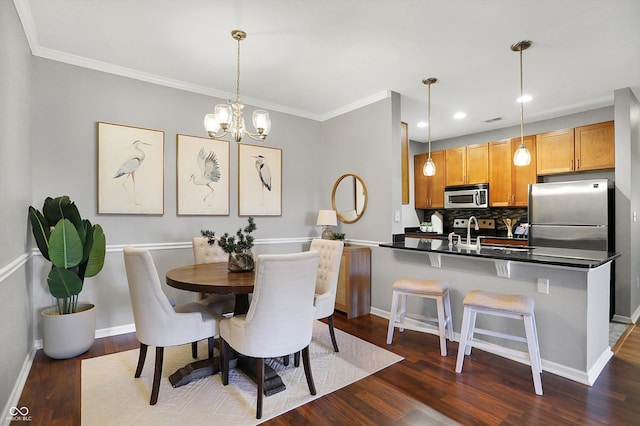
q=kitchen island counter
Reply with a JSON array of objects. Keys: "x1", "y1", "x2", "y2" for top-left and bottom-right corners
[
  {"x1": 381, "y1": 238, "x2": 619, "y2": 269},
  {"x1": 376, "y1": 237, "x2": 619, "y2": 387}
]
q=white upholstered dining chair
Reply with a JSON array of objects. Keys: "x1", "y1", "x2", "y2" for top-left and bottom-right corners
[
  {"x1": 219, "y1": 251, "x2": 320, "y2": 419},
  {"x1": 123, "y1": 246, "x2": 223, "y2": 405},
  {"x1": 310, "y1": 238, "x2": 344, "y2": 351}
]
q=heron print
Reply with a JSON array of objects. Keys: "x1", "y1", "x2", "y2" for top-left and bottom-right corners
[
  {"x1": 252, "y1": 154, "x2": 271, "y2": 205},
  {"x1": 113, "y1": 139, "x2": 151, "y2": 204},
  {"x1": 238, "y1": 144, "x2": 281, "y2": 216},
  {"x1": 191, "y1": 147, "x2": 221, "y2": 203}
]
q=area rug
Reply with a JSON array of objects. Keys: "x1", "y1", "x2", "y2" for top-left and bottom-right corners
[{"x1": 82, "y1": 321, "x2": 404, "y2": 425}]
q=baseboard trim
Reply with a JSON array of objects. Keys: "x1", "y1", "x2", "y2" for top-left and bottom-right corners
[{"x1": 1, "y1": 345, "x2": 37, "y2": 426}]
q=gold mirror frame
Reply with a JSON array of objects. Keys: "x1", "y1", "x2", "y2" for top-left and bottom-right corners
[{"x1": 331, "y1": 173, "x2": 368, "y2": 224}]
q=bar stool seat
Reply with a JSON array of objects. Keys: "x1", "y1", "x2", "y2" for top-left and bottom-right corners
[
  {"x1": 455, "y1": 290, "x2": 543, "y2": 395},
  {"x1": 386, "y1": 277, "x2": 453, "y2": 356}
]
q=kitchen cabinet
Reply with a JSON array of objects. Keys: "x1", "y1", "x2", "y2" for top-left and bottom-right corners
[
  {"x1": 536, "y1": 121, "x2": 614, "y2": 175},
  {"x1": 445, "y1": 143, "x2": 488, "y2": 186},
  {"x1": 335, "y1": 245, "x2": 371, "y2": 319},
  {"x1": 413, "y1": 150, "x2": 445, "y2": 208},
  {"x1": 488, "y1": 136, "x2": 537, "y2": 207},
  {"x1": 575, "y1": 121, "x2": 615, "y2": 171}
]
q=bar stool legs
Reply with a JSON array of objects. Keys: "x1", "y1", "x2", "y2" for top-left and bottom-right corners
[
  {"x1": 455, "y1": 290, "x2": 543, "y2": 396},
  {"x1": 386, "y1": 278, "x2": 453, "y2": 356}
]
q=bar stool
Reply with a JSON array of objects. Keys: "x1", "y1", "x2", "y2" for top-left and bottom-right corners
[
  {"x1": 455, "y1": 290, "x2": 543, "y2": 395},
  {"x1": 386, "y1": 277, "x2": 453, "y2": 356}
]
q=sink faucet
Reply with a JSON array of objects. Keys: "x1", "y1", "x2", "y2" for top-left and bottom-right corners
[{"x1": 467, "y1": 216, "x2": 479, "y2": 246}]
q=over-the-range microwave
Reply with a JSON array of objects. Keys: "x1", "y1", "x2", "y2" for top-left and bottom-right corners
[{"x1": 444, "y1": 184, "x2": 489, "y2": 209}]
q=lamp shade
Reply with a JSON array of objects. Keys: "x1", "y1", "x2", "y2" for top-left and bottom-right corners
[{"x1": 316, "y1": 210, "x2": 337, "y2": 226}]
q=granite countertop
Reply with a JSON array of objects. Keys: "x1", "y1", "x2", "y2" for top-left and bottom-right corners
[{"x1": 380, "y1": 238, "x2": 619, "y2": 269}]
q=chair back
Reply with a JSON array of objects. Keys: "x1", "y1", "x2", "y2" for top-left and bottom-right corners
[
  {"x1": 309, "y1": 238, "x2": 344, "y2": 318},
  {"x1": 193, "y1": 236, "x2": 228, "y2": 264},
  {"x1": 123, "y1": 246, "x2": 198, "y2": 346},
  {"x1": 239, "y1": 251, "x2": 319, "y2": 357}
]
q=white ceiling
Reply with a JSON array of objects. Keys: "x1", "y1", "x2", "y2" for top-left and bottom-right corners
[{"x1": 15, "y1": 0, "x2": 640, "y2": 143}]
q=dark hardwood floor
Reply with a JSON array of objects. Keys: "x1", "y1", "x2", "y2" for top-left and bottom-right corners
[{"x1": 14, "y1": 313, "x2": 639, "y2": 425}]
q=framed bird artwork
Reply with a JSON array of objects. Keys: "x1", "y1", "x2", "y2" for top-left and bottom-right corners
[
  {"x1": 238, "y1": 143, "x2": 282, "y2": 216},
  {"x1": 176, "y1": 134, "x2": 230, "y2": 215},
  {"x1": 97, "y1": 122, "x2": 164, "y2": 214}
]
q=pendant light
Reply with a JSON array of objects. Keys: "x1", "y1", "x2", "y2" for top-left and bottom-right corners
[
  {"x1": 422, "y1": 77, "x2": 437, "y2": 176},
  {"x1": 511, "y1": 40, "x2": 532, "y2": 166}
]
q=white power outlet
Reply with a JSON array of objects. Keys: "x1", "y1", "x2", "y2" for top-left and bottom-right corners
[{"x1": 537, "y1": 278, "x2": 550, "y2": 294}]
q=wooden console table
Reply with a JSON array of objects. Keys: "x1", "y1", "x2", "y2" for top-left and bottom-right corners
[{"x1": 334, "y1": 245, "x2": 371, "y2": 319}]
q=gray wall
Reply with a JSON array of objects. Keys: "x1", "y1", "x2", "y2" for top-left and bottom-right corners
[
  {"x1": 0, "y1": 0, "x2": 33, "y2": 416},
  {"x1": 613, "y1": 87, "x2": 640, "y2": 319}
]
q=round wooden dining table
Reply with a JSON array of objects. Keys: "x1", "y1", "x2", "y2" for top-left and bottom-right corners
[
  {"x1": 165, "y1": 262, "x2": 286, "y2": 395},
  {"x1": 166, "y1": 262, "x2": 255, "y2": 315}
]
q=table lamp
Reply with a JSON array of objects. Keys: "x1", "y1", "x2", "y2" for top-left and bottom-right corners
[{"x1": 316, "y1": 209, "x2": 337, "y2": 239}]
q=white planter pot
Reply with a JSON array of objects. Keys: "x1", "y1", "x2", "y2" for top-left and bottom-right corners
[{"x1": 41, "y1": 303, "x2": 96, "y2": 359}]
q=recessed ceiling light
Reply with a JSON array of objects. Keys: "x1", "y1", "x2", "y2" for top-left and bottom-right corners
[
  {"x1": 453, "y1": 112, "x2": 466, "y2": 120},
  {"x1": 417, "y1": 121, "x2": 428, "y2": 128},
  {"x1": 517, "y1": 94, "x2": 532, "y2": 103}
]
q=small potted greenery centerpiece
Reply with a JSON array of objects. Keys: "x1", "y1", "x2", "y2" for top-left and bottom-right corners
[
  {"x1": 28, "y1": 195, "x2": 106, "y2": 359},
  {"x1": 202, "y1": 217, "x2": 257, "y2": 272}
]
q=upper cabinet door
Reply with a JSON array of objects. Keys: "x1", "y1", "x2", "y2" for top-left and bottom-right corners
[
  {"x1": 413, "y1": 153, "x2": 429, "y2": 209},
  {"x1": 536, "y1": 128, "x2": 575, "y2": 175},
  {"x1": 575, "y1": 121, "x2": 615, "y2": 171},
  {"x1": 445, "y1": 147, "x2": 466, "y2": 186},
  {"x1": 466, "y1": 143, "x2": 489, "y2": 184},
  {"x1": 427, "y1": 150, "x2": 446, "y2": 208},
  {"x1": 511, "y1": 135, "x2": 537, "y2": 206},
  {"x1": 488, "y1": 140, "x2": 512, "y2": 206}
]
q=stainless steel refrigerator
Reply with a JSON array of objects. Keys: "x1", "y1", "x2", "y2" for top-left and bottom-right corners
[{"x1": 528, "y1": 179, "x2": 613, "y2": 251}]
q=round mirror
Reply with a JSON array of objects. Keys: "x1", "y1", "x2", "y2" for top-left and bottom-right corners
[{"x1": 331, "y1": 174, "x2": 368, "y2": 224}]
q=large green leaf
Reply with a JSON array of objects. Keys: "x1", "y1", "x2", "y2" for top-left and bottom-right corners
[
  {"x1": 28, "y1": 206, "x2": 51, "y2": 260},
  {"x1": 48, "y1": 267, "x2": 83, "y2": 299},
  {"x1": 85, "y1": 224, "x2": 106, "y2": 277},
  {"x1": 49, "y1": 219, "x2": 83, "y2": 268}
]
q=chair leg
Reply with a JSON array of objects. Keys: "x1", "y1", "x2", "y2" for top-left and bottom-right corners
[
  {"x1": 256, "y1": 357, "x2": 264, "y2": 419},
  {"x1": 282, "y1": 355, "x2": 289, "y2": 366},
  {"x1": 443, "y1": 290, "x2": 454, "y2": 341},
  {"x1": 398, "y1": 294, "x2": 407, "y2": 332},
  {"x1": 191, "y1": 341, "x2": 198, "y2": 359},
  {"x1": 524, "y1": 315, "x2": 543, "y2": 395},
  {"x1": 208, "y1": 337, "x2": 215, "y2": 359},
  {"x1": 328, "y1": 314, "x2": 339, "y2": 352},
  {"x1": 435, "y1": 295, "x2": 448, "y2": 356},
  {"x1": 150, "y1": 346, "x2": 164, "y2": 405},
  {"x1": 386, "y1": 291, "x2": 400, "y2": 344},
  {"x1": 221, "y1": 339, "x2": 232, "y2": 386},
  {"x1": 455, "y1": 307, "x2": 472, "y2": 373},
  {"x1": 294, "y1": 351, "x2": 300, "y2": 367},
  {"x1": 301, "y1": 345, "x2": 317, "y2": 395},
  {"x1": 134, "y1": 343, "x2": 148, "y2": 378}
]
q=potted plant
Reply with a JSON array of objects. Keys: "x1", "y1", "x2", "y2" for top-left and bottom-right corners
[
  {"x1": 202, "y1": 217, "x2": 256, "y2": 272},
  {"x1": 28, "y1": 195, "x2": 106, "y2": 359}
]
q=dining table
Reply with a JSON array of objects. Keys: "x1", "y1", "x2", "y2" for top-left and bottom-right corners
[{"x1": 165, "y1": 262, "x2": 286, "y2": 396}]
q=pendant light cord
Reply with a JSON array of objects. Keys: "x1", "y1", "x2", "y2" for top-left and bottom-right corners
[{"x1": 519, "y1": 46, "x2": 524, "y2": 145}]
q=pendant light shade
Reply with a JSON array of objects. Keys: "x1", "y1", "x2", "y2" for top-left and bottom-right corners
[
  {"x1": 422, "y1": 77, "x2": 437, "y2": 176},
  {"x1": 511, "y1": 40, "x2": 532, "y2": 166}
]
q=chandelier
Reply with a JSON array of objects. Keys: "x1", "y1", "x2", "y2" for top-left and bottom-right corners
[
  {"x1": 422, "y1": 77, "x2": 437, "y2": 176},
  {"x1": 204, "y1": 30, "x2": 271, "y2": 142},
  {"x1": 512, "y1": 40, "x2": 532, "y2": 166}
]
